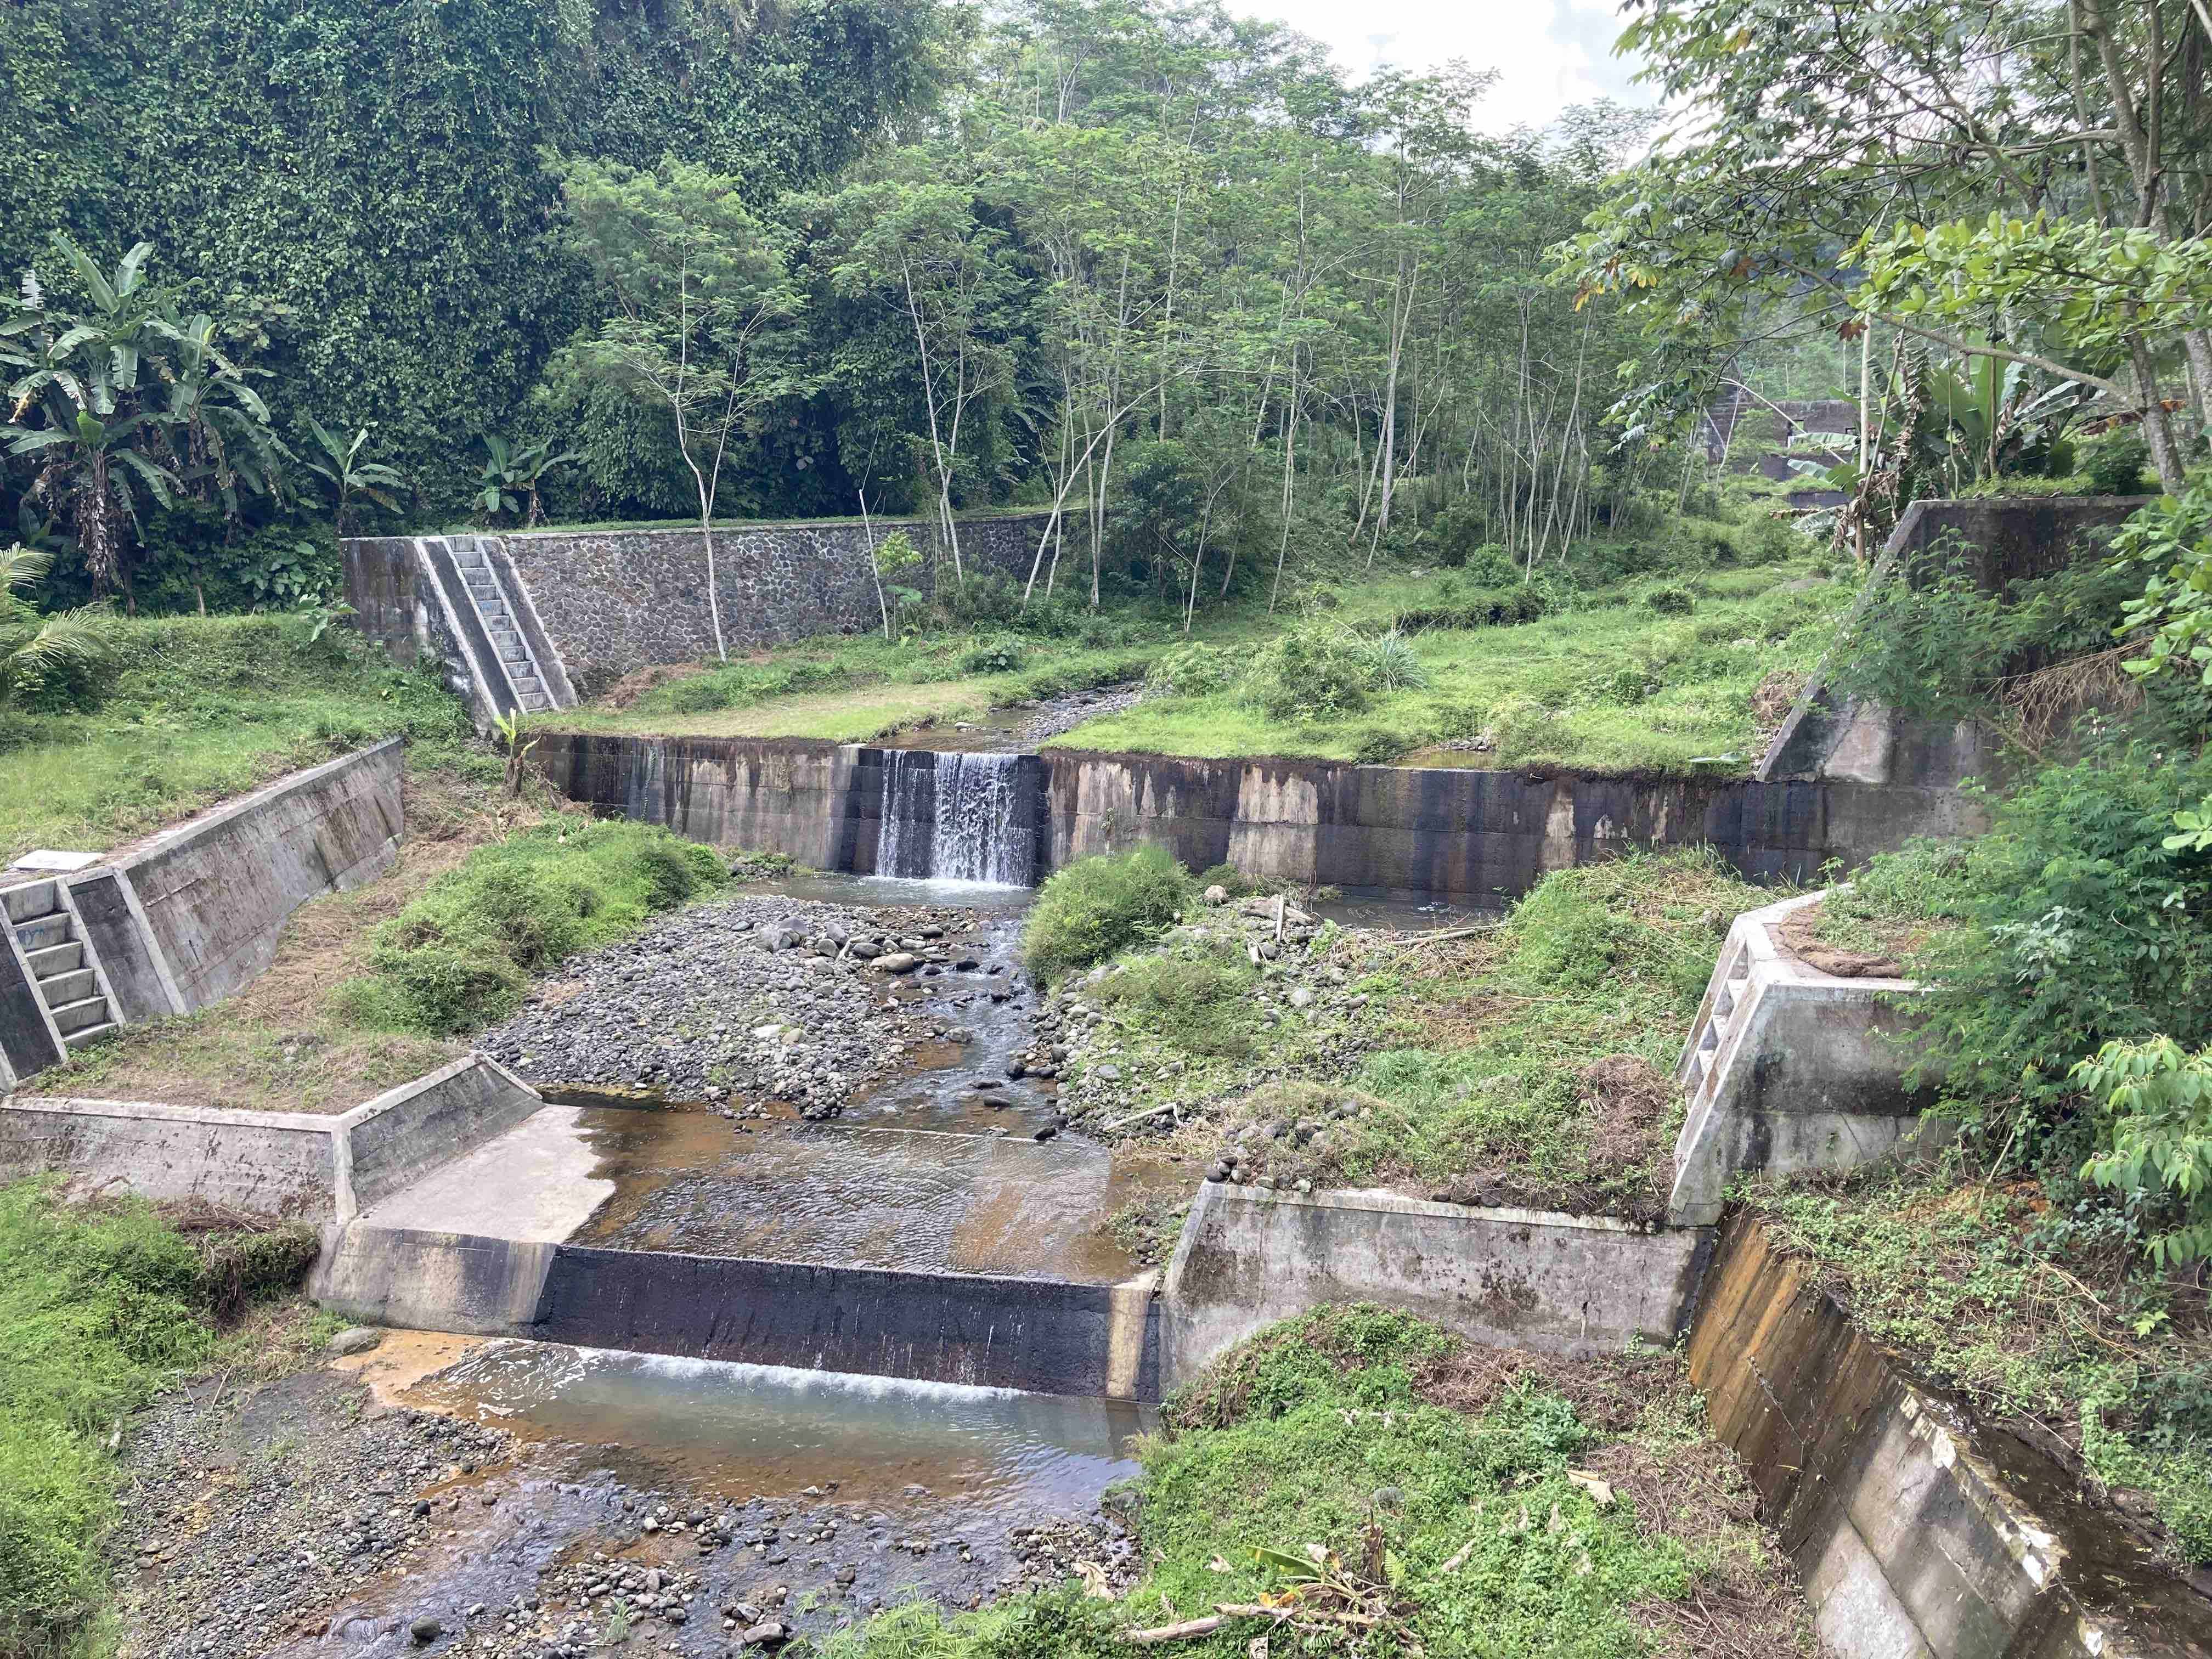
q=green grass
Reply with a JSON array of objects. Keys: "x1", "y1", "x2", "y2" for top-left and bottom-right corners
[
  {"x1": 1056, "y1": 566, "x2": 1839, "y2": 770},
  {"x1": 334, "y1": 819, "x2": 730, "y2": 1034},
  {"x1": 0, "y1": 614, "x2": 485, "y2": 864},
  {"x1": 0, "y1": 1180, "x2": 321, "y2": 1657},
  {"x1": 822, "y1": 1306, "x2": 1813, "y2": 1658},
  {"x1": 1748, "y1": 1166, "x2": 2212, "y2": 1565},
  {"x1": 1023, "y1": 845, "x2": 1194, "y2": 985},
  {"x1": 545, "y1": 545, "x2": 1841, "y2": 776}
]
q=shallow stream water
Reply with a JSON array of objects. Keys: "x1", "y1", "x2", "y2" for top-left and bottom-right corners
[{"x1": 406, "y1": 1340, "x2": 1154, "y2": 1516}]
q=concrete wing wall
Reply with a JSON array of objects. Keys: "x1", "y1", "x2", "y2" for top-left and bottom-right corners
[
  {"x1": 111, "y1": 737, "x2": 404, "y2": 1011},
  {"x1": 1, "y1": 1056, "x2": 542, "y2": 1223},
  {"x1": 1689, "y1": 1215, "x2": 2200, "y2": 1657},
  {"x1": 1159, "y1": 1184, "x2": 1713, "y2": 1391},
  {"x1": 1668, "y1": 890, "x2": 1949, "y2": 1227}
]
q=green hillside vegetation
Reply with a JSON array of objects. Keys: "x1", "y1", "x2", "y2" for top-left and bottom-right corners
[
  {"x1": 555, "y1": 537, "x2": 1839, "y2": 774},
  {"x1": 0, "y1": 615, "x2": 480, "y2": 865},
  {"x1": 0, "y1": 1181, "x2": 323, "y2": 1657}
]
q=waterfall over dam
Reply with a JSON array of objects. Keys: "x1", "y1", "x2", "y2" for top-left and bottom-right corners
[{"x1": 876, "y1": 750, "x2": 1040, "y2": 885}]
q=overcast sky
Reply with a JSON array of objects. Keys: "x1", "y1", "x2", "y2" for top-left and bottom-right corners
[{"x1": 1240, "y1": 0, "x2": 1653, "y2": 130}]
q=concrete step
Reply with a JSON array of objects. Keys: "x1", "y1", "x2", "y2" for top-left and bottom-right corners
[
  {"x1": 13, "y1": 912, "x2": 71, "y2": 953},
  {"x1": 2, "y1": 881, "x2": 59, "y2": 924},
  {"x1": 495, "y1": 639, "x2": 529, "y2": 663},
  {"x1": 63, "y1": 1020, "x2": 117, "y2": 1050},
  {"x1": 49, "y1": 995, "x2": 110, "y2": 1037},
  {"x1": 38, "y1": 967, "x2": 97, "y2": 1007},
  {"x1": 24, "y1": 940, "x2": 82, "y2": 977}
]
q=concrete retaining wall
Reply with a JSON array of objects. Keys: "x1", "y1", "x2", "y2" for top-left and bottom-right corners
[
  {"x1": 0, "y1": 1055, "x2": 539, "y2": 1222},
  {"x1": 346, "y1": 514, "x2": 1068, "y2": 701},
  {"x1": 534, "y1": 732, "x2": 1984, "y2": 903},
  {"x1": 1668, "y1": 890, "x2": 1949, "y2": 1227},
  {"x1": 1158, "y1": 1184, "x2": 1712, "y2": 1392},
  {"x1": 1689, "y1": 1215, "x2": 2206, "y2": 1657}
]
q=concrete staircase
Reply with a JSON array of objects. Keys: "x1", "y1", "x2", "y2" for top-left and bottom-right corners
[
  {"x1": 1675, "y1": 930, "x2": 1755, "y2": 1110},
  {"x1": 3, "y1": 881, "x2": 118, "y2": 1051},
  {"x1": 449, "y1": 538, "x2": 554, "y2": 715}
]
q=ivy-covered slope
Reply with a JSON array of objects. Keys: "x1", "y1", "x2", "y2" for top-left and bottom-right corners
[{"x1": 0, "y1": 0, "x2": 944, "y2": 509}]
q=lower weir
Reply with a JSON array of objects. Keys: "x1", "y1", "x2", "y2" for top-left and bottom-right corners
[{"x1": 536, "y1": 730, "x2": 1983, "y2": 900}]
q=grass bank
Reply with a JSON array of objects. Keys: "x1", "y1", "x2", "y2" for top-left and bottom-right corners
[
  {"x1": 544, "y1": 539, "x2": 1841, "y2": 775},
  {"x1": 1033, "y1": 849, "x2": 1767, "y2": 1219},
  {"x1": 0, "y1": 1180, "x2": 326, "y2": 1657},
  {"x1": 824, "y1": 1305, "x2": 1812, "y2": 1658},
  {"x1": 46, "y1": 781, "x2": 729, "y2": 1111},
  {"x1": 0, "y1": 614, "x2": 483, "y2": 865}
]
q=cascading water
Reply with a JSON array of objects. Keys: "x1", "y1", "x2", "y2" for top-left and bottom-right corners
[{"x1": 877, "y1": 750, "x2": 1037, "y2": 885}]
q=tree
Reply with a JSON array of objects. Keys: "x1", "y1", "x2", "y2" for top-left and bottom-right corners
[
  {"x1": 1, "y1": 239, "x2": 187, "y2": 604},
  {"x1": 819, "y1": 160, "x2": 1022, "y2": 588},
  {"x1": 553, "y1": 156, "x2": 806, "y2": 662}
]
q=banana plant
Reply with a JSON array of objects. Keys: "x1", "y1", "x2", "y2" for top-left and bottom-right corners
[
  {"x1": 0, "y1": 541, "x2": 120, "y2": 706},
  {"x1": 302, "y1": 417, "x2": 405, "y2": 533},
  {"x1": 2, "y1": 237, "x2": 184, "y2": 599},
  {"x1": 474, "y1": 435, "x2": 578, "y2": 527}
]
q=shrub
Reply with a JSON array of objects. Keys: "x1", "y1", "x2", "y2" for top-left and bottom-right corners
[
  {"x1": 2078, "y1": 430, "x2": 2153, "y2": 496},
  {"x1": 1352, "y1": 725, "x2": 1415, "y2": 764},
  {"x1": 1023, "y1": 846, "x2": 1192, "y2": 984},
  {"x1": 1900, "y1": 746, "x2": 2212, "y2": 1169},
  {"x1": 1240, "y1": 622, "x2": 1372, "y2": 720},
  {"x1": 1646, "y1": 584, "x2": 1696, "y2": 616},
  {"x1": 340, "y1": 821, "x2": 728, "y2": 1033},
  {"x1": 1091, "y1": 942, "x2": 1260, "y2": 1058},
  {"x1": 1147, "y1": 642, "x2": 1233, "y2": 697},
  {"x1": 1355, "y1": 627, "x2": 1427, "y2": 692},
  {"x1": 957, "y1": 635, "x2": 1026, "y2": 675}
]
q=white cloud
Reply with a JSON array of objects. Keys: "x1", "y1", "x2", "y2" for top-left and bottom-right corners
[{"x1": 1239, "y1": 0, "x2": 1653, "y2": 131}]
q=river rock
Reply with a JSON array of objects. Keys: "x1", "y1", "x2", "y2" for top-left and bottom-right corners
[
  {"x1": 738, "y1": 1619, "x2": 788, "y2": 1646},
  {"x1": 328, "y1": 1327, "x2": 383, "y2": 1357},
  {"x1": 1202, "y1": 884, "x2": 1229, "y2": 905},
  {"x1": 872, "y1": 952, "x2": 919, "y2": 973},
  {"x1": 409, "y1": 1615, "x2": 442, "y2": 1644}
]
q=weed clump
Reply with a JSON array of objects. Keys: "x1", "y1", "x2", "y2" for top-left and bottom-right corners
[
  {"x1": 1090, "y1": 939, "x2": 1260, "y2": 1058},
  {"x1": 1022, "y1": 846, "x2": 1192, "y2": 985},
  {"x1": 0, "y1": 1181, "x2": 314, "y2": 1657},
  {"x1": 338, "y1": 821, "x2": 727, "y2": 1033}
]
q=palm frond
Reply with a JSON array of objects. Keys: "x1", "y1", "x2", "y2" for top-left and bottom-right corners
[
  {"x1": 7, "y1": 606, "x2": 120, "y2": 684},
  {"x1": 0, "y1": 542, "x2": 56, "y2": 593}
]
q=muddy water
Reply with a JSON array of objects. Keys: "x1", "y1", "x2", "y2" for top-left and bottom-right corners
[
  {"x1": 560, "y1": 872, "x2": 1193, "y2": 1282},
  {"x1": 405, "y1": 1340, "x2": 1154, "y2": 1516}
]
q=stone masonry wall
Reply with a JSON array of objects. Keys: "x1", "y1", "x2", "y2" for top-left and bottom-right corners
[{"x1": 501, "y1": 512, "x2": 1066, "y2": 698}]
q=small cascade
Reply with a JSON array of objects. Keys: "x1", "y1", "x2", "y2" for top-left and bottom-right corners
[{"x1": 877, "y1": 751, "x2": 1037, "y2": 885}]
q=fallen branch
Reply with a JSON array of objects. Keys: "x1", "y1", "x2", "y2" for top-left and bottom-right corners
[
  {"x1": 1372, "y1": 924, "x2": 1496, "y2": 949},
  {"x1": 1122, "y1": 1605, "x2": 1273, "y2": 1645}
]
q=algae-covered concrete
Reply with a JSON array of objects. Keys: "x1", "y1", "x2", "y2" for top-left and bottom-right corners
[
  {"x1": 1159, "y1": 1184, "x2": 1712, "y2": 1390},
  {"x1": 1689, "y1": 1215, "x2": 2208, "y2": 1657},
  {"x1": 533, "y1": 731, "x2": 1982, "y2": 902}
]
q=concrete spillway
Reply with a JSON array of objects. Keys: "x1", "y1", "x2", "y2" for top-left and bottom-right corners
[{"x1": 876, "y1": 749, "x2": 1039, "y2": 885}]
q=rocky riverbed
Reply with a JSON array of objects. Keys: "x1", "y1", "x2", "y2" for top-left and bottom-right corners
[
  {"x1": 479, "y1": 894, "x2": 1017, "y2": 1117},
  {"x1": 111, "y1": 1339, "x2": 1144, "y2": 1659}
]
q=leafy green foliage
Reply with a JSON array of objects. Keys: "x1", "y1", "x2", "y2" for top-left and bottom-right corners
[
  {"x1": 0, "y1": 1180, "x2": 314, "y2": 1656},
  {"x1": 1899, "y1": 747, "x2": 2212, "y2": 1150},
  {"x1": 2073, "y1": 1039, "x2": 2212, "y2": 1269},
  {"x1": 2118, "y1": 470, "x2": 2212, "y2": 689},
  {"x1": 338, "y1": 822, "x2": 727, "y2": 1034},
  {"x1": 832, "y1": 1307, "x2": 1801, "y2": 1658},
  {"x1": 1091, "y1": 941, "x2": 1261, "y2": 1059},
  {"x1": 1022, "y1": 846, "x2": 1192, "y2": 986}
]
